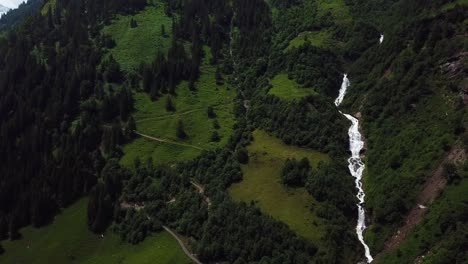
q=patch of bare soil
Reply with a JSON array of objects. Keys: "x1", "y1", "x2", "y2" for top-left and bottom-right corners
[{"x1": 377, "y1": 147, "x2": 465, "y2": 257}]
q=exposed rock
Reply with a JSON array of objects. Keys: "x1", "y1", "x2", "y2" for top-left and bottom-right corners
[{"x1": 440, "y1": 52, "x2": 468, "y2": 79}]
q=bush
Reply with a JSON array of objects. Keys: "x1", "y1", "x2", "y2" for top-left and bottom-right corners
[
  {"x1": 211, "y1": 131, "x2": 220, "y2": 142},
  {"x1": 236, "y1": 147, "x2": 249, "y2": 164}
]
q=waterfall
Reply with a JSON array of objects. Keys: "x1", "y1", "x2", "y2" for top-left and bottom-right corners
[
  {"x1": 335, "y1": 74, "x2": 374, "y2": 263},
  {"x1": 379, "y1": 34, "x2": 384, "y2": 44}
]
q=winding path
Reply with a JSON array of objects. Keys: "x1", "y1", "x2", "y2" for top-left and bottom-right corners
[
  {"x1": 191, "y1": 181, "x2": 212, "y2": 207},
  {"x1": 163, "y1": 226, "x2": 203, "y2": 264},
  {"x1": 136, "y1": 103, "x2": 234, "y2": 124},
  {"x1": 134, "y1": 131, "x2": 205, "y2": 150},
  {"x1": 119, "y1": 202, "x2": 203, "y2": 263}
]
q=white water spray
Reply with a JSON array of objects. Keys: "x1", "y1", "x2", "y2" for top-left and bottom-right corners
[
  {"x1": 335, "y1": 74, "x2": 373, "y2": 263},
  {"x1": 379, "y1": 34, "x2": 384, "y2": 44}
]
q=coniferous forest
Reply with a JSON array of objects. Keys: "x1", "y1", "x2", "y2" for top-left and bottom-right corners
[{"x1": 0, "y1": 0, "x2": 467, "y2": 263}]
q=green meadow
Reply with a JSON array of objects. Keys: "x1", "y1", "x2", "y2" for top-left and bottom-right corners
[
  {"x1": 121, "y1": 48, "x2": 236, "y2": 167},
  {"x1": 229, "y1": 130, "x2": 329, "y2": 244},
  {"x1": 268, "y1": 73, "x2": 316, "y2": 100},
  {"x1": 285, "y1": 31, "x2": 333, "y2": 51},
  {"x1": 103, "y1": 3, "x2": 172, "y2": 71},
  {"x1": 0, "y1": 199, "x2": 191, "y2": 264}
]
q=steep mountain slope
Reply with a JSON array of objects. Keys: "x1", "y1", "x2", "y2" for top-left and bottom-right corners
[
  {"x1": 0, "y1": 0, "x2": 43, "y2": 30},
  {"x1": 344, "y1": 0, "x2": 468, "y2": 262},
  {"x1": 0, "y1": 0, "x2": 466, "y2": 263}
]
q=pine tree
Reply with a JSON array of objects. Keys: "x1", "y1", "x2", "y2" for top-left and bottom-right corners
[
  {"x1": 213, "y1": 119, "x2": 220, "y2": 129},
  {"x1": 237, "y1": 147, "x2": 249, "y2": 164},
  {"x1": 176, "y1": 120, "x2": 187, "y2": 139},
  {"x1": 166, "y1": 96, "x2": 176, "y2": 112},
  {"x1": 161, "y1": 24, "x2": 167, "y2": 37},
  {"x1": 130, "y1": 18, "x2": 138, "y2": 28},
  {"x1": 188, "y1": 79, "x2": 196, "y2": 91},
  {"x1": 128, "y1": 116, "x2": 136, "y2": 133},
  {"x1": 210, "y1": 131, "x2": 220, "y2": 142},
  {"x1": 215, "y1": 67, "x2": 224, "y2": 85},
  {"x1": 207, "y1": 106, "x2": 216, "y2": 118}
]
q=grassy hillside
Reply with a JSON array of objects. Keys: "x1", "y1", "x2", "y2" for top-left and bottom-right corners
[
  {"x1": 229, "y1": 130, "x2": 329, "y2": 243},
  {"x1": 0, "y1": 199, "x2": 191, "y2": 264},
  {"x1": 285, "y1": 31, "x2": 333, "y2": 51},
  {"x1": 103, "y1": 3, "x2": 172, "y2": 71},
  {"x1": 268, "y1": 73, "x2": 316, "y2": 100},
  {"x1": 121, "y1": 48, "x2": 236, "y2": 167}
]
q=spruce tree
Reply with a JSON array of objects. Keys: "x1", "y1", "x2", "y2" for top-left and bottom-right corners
[
  {"x1": 211, "y1": 131, "x2": 220, "y2": 142},
  {"x1": 176, "y1": 120, "x2": 187, "y2": 139},
  {"x1": 207, "y1": 106, "x2": 216, "y2": 118},
  {"x1": 165, "y1": 96, "x2": 176, "y2": 112},
  {"x1": 161, "y1": 24, "x2": 167, "y2": 37},
  {"x1": 213, "y1": 119, "x2": 220, "y2": 129}
]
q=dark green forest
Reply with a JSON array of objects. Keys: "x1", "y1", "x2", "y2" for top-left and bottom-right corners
[{"x1": 0, "y1": 0, "x2": 467, "y2": 263}]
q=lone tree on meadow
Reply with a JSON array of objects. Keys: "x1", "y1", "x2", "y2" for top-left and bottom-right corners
[
  {"x1": 161, "y1": 24, "x2": 167, "y2": 37},
  {"x1": 166, "y1": 96, "x2": 176, "y2": 112},
  {"x1": 211, "y1": 131, "x2": 220, "y2": 142},
  {"x1": 207, "y1": 106, "x2": 216, "y2": 118},
  {"x1": 213, "y1": 119, "x2": 220, "y2": 129},
  {"x1": 130, "y1": 18, "x2": 138, "y2": 28},
  {"x1": 176, "y1": 120, "x2": 187, "y2": 139}
]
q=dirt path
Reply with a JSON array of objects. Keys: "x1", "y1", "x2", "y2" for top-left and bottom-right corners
[
  {"x1": 163, "y1": 226, "x2": 203, "y2": 264},
  {"x1": 191, "y1": 181, "x2": 212, "y2": 207},
  {"x1": 134, "y1": 131, "x2": 205, "y2": 151},
  {"x1": 136, "y1": 103, "x2": 234, "y2": 124},
  {"x1": 119, "y1": 202, "x2": 203, "y2": 263},
  {"x1": 378, "y1": 147, "x2": 465, "y2": 256}
]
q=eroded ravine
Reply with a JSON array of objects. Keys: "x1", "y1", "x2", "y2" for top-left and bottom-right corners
[{"x1": 335, "y1": 74, "x2": 373, "y2": 263}]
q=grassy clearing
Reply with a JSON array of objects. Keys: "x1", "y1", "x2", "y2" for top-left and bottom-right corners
[
  {"x1": 41, "y1": 0, "x2": 56, "y2": 15},
  {"x1": 285, "y1": 31, "x2": 333, "y2": 51},
  {"x1": 316, "y1": 0, "x2": 352, "y2": 26},
  {"x1": 229, "y1": 130, "x2": 329, "y2": 243},
  {"x1": 0, "y1": 199, "x2": 191, "y2": 264},
  {"x1": 121, "y1": 48, "x2": 236, "y2": 167},
  {"x1": 103, "y1": 3, "x2": 172, "y2": 71},
  {"x1": 268, "y1": 73, "x2": 316, "y2": 100}
]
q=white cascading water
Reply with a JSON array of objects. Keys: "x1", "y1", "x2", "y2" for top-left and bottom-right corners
[
  {"x1": 379, "y1": 34, "x2": 384, "y2": 44},
  {"x1": 335, "y1": 74, "x2": 373, "y2": 263}
]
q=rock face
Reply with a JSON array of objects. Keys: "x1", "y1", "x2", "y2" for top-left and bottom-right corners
[
  {"x1": 0, "y1": 4, "x2": 10, "y2": 17},
  {"x1": 440, "y1": 52, "x2": 468, "y2": 104},
  {"x1": 440, "y1": 52, "x2": 467, "y2": 78}
]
